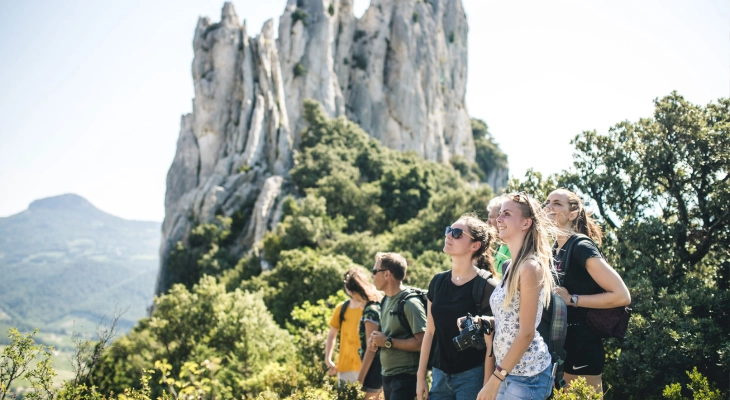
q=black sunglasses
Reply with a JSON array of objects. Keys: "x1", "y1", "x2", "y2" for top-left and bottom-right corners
[
  {"x1": 372, "y1": 268, "x2": 388, "y2": 275},
  {"x1": 445, "y1": 226, "x2": 475, "y2": 240}
]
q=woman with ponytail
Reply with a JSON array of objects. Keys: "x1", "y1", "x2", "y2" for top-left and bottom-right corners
[
  {"x1": 344, "y1": 268, "x2": 384, "y2": 399},
  {"x1": 473, "y1": 192, "x2": 557, "y2": 400},
  {"x1": 416, "y1": 213, "x2": 497, "y2": 400},
  {"x1": 544, "y1": 189, "x2": 631, "y2": 393}
]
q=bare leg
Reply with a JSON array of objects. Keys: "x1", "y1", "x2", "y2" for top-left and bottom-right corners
[{"x1": 564, "y1": 373, "x2": 603, "y2": 397}]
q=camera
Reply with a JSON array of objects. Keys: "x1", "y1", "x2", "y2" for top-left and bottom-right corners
[{"x1": 453, "y1": 313, "x2": 487, "y2": 351}]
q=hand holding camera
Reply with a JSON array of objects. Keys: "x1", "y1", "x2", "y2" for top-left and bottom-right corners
[{"x1": 453, "y1": 313, "x2": 494, "y2": 351}]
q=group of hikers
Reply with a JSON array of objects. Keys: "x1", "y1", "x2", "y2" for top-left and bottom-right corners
[{"x1": 324, "y1": 189, "x2": 632, "y2": 400}]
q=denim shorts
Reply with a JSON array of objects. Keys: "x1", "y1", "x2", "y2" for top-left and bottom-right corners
[
  {"x1": 429, "y1": 364, "x2": 485, "y2": 400},
  {"x1": 497, "y1": 364, "x2": 553, "y2": 400}
]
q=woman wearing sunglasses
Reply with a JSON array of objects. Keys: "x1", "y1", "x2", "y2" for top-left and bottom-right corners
[
  {"x1": 416, "y1": 213, "x2": 496, "y2": 400},
  {"x1": 544, "y1": 189, "x2": 630, "y2": 393},
  {"x1": 477, "y1": 193, "x2": 557, "y2": 400}
]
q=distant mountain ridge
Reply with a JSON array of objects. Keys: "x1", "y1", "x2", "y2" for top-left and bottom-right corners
[{"x1": 0, "y1": 194, "x2": 160, "y2": 337}]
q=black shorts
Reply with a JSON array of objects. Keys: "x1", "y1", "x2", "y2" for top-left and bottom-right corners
[
  {"x1": 563, "y1": 324, "x2": 605, "y2": 375},
  {"x1": 362, "y1": 354, "x2": 383, "y2": 392},
  {"x1": 383, "y1": 372, "x2": 417, "y2": 400}
]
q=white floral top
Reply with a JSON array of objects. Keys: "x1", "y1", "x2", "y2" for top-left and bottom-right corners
[{"x1": 490, "y1": 263, "x2": 551, "y2": 376}]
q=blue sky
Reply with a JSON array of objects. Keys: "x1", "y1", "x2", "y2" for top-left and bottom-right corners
[{"x1": 1, "y1": 0, "x2": 728, "y2": 222}]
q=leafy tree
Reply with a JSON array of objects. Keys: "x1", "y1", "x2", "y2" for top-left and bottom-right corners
[
  {"x1": 243, "y1": 249, "x2": 356, "y2": 325},
  {"x1": 537, "y1": 92, "x2": 730, "y2": 399},
  {"x1": 165, "y1": 217, "x2": 236, "y2": 291},
  {"x1": 663, "y1": 367, "x2": 723, "y2": 400},
  {"x1": 506, "y1": 168, "x2": 565, "y2": 200},
  {"x1": 91, "y1": 277, "x2": 296, "y2": 398},
  {"x1": 406, "y1": 250, "x2": 451, "y2": 289},
  {"x1": 262, "y1": 195, "x2": 347, "y2": 266},
  {"x1": 472, "y1": 118, "x2": 508, "y2": 181},
  {"x1": 0, "y1": 329, "x2": 56, "y2": 400}
]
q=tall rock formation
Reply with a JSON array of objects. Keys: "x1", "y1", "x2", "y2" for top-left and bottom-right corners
[
  {"x1": 158, "y1": 5, "x2": 292, "y2": 294},
  {"x1": 157, "y1": 0, "x2": 505, "y2": 295},
  {"x1": 345, "y1": 0, "x2": 473, "y2": 162}
]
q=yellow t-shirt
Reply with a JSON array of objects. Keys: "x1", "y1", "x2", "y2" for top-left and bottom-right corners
[{"x1": 329, "y1": 301, "x2": 363, "y2": 373}]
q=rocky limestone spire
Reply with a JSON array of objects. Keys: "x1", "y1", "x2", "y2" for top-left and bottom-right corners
[
  {"x1": 157, "y1": 4, "x2": 292, "y2": 295},
  {"x1": 345, "y1": 0, "x2": 474, "y2": 163},
  {"x1": 277, "y1": 0, "x2": 355, "y2": 142}
]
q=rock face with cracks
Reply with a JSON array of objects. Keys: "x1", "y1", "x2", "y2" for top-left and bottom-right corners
[{"x1": 156, "y1": 1, "x2": 508, "y2": 295}]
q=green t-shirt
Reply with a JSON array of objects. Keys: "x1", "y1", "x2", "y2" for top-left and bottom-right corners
[
  {"x1": 379, "y1": 289, "x2": 428, "y2": 376},
  {"x1": 494, "y1": 244, "x2": 511, "y2": 280}
]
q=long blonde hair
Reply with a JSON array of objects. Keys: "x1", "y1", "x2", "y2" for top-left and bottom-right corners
[{"x1": 502, "y1": 192, "x2": 558, "y2": 308}]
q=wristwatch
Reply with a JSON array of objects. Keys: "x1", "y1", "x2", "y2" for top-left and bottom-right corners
[
  {"x1": 570, "y1": 294, "x2": 579, "y2": 307},
  {"x1": 496, "y1": 365, "x2": 508, "y2": 378},
  {"x1": 384, "y1": 337, "x2": 393, "y2": 349}
]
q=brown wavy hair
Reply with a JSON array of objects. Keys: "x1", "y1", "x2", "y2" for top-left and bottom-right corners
[
  {"x1": 344, "y1": 267, "x2": 382, "y2": 303},
  {"x1": 457, "y1": 213, "x2": 497, "y2": 275},
  {"x1": 551, "y1": 188, "x2": 603, "y2": 246}
]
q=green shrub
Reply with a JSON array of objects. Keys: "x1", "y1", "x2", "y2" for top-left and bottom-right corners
[
  {"x1": 551, "y1": 376, "x2": 602, "y2": 400},
  {"x1": 291, "y1": 8, "x2": 309, "y2": 26},
  {"x1": 293, "y1": 62, "x2": 307, "y2": 77},
  {"x1": 663, "y1": 367, "x2": 724, "y2": 400},
  {"x1": 242, "y1": 249, "x2": 356, "y2": 325}
]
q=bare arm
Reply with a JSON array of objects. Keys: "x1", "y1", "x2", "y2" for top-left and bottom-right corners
[
  {"x1": 324, "y1": 326, "x2": 338, "y2": 375},
  {"x1": 416, "y1": 301, "x2": 435, "y2": 400},
  {"x1": 371, "y1": 330, "x2": 424, "y2": 352},
  {"x1": 555, "y1": 257, "x2": 631, "y2": 308},
  {"x1": 358, "y1": 320, "x2": 378, "y2": 384}
]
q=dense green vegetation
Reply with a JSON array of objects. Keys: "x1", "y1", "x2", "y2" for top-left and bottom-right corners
[
  {"x1": 3, "y1": 93, "x2": 728, "y2": 399},
  {"x1": 77, "y1": 100, "x2": 495, "y2": 398}
]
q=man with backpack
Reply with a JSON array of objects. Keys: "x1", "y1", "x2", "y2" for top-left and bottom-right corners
[{"x1": 368, "y1": 252, "x2": 427, "y2": 400}]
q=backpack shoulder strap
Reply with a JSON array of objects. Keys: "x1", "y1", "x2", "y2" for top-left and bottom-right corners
[
  {"x1": 397, "y1": 289, "x2": 416, "y2": 337},
  {"x1": 473, "y1": 269, "x2": 497, "y2": 316},
  {"x1": 339, "y1": 299, "x2": 350, "y2": 325}
]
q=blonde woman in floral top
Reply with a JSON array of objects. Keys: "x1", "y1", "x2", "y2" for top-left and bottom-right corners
[{"x1": 478, "y1": 192, "x2": 557, "y2": 400}]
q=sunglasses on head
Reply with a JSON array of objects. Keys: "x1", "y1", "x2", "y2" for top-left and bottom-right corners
[
  {"x1": 511, "y1": 191, "x2": 536, "y2": 217},
  {"x1": 512, "y1": 191, "x2": 529, "y2": 202},
  {"x1": 445, "y1": 226, "x2": 474, "y2": 240}
]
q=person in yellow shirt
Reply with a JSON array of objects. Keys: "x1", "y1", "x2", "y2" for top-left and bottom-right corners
[{"x1": 325, "y1": 270, "x2": 365, "y2": 384}]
